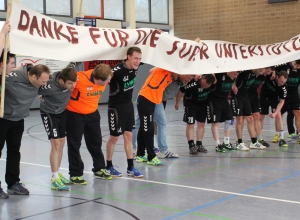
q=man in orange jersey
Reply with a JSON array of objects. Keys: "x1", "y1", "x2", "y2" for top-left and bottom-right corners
[
  {"x1": 66, "y1": 64, "x2": 113, "y2": 184},
  {"x1": 135, "y1": 67, "x2": 179, "y2": 166}
]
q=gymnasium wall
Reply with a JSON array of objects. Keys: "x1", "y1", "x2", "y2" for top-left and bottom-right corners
[{"x1": 174, "y1": 0, "x2": 300, "y2": 45}]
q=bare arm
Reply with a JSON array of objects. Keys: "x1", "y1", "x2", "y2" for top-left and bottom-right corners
[
  {"x1": 0, "y1": 21, "x2": 11, "y2": 51},
  {"x1": 269, "y1": 99, "x2": 284, "y2": 119},
  {"x1": 175, "y1": 89, "x2": 182, "y2": 110}
]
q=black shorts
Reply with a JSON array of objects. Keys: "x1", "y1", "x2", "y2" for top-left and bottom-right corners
[
  {"x1": 207, "y1": 98, "x2": 233, "y2": 123},
  {"x1": 281, "y1": 94, "x2": 300, "y2": 114},
  {"x1": 231, "y1": 94, "x2": 252, "y2": 116},
  {"x1": 260, "y1": 95, "x2": 279, "y2": 115},
  {"x1": 248, "y1": 92, "x2": 261, "y2": 113},
  {"x1": 183, "y1": 104, "x2": 207, "y2": 124},
  {"x1": 108, "y1": 102, "x2": 135, "y2": 136},
  {"x1": 40, "y1": 110, "x2": 67, "y2": 139}
]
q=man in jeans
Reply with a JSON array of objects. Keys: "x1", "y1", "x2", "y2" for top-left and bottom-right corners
[{"x1": 0, "y1": 64, "x2": 50, "y2": 198}]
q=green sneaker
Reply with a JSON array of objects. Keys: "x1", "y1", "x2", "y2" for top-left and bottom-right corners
[
  {"x1": 51, "y1": 178, "x2": 69, "y2": 191},
  {"x1": 215, "y1": 144, "x2": 226, "y2": 153},
  {"x1": 289, "y1": 133, "x2": 298, "y2": 139},
  {"x1": 70, "y1": 176, "x2": 87, "y2": 185},
  {"x1": 94, "y1": 169, "x2": 112, "y2": 180},
  {"x1": 136, "y1": 155, "x2": 148, "y2": 163},
  {"x1": 59, "y1": 173, "x2": 72, "y2": 185},
  {"x1": 147, "y1": 157, "x2": 164, "y2": 166},
  {"x1": 222, "y1": 143, "x2": 237, "y2": 151}
]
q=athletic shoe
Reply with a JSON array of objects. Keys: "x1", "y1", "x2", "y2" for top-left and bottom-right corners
[
  {"x1": 133, "y1": 151, "x2": 136, "y2": 159},
  {"x1": 136, "y1": 155, "x2": 148, "y2": 163},
  {"x1": 197, "y1": 144, "x2": 208, "y2": 153},
  {"x1": 157, "y1": 152, "x2": 166, "y2": 159},
  {"x1": 161, "y1": 150, "x2": 179, "y2": 158},
  {"x1": 59, "y1": 173, "x2": 72, "y2": 185},
  {"x1": 272, "y1": 134, "x2": 279, "y2": 143},
  {"x1": 222, "y1": 143, "x2": 237, "y2": 151},
  {"x1": 147, "y1": 157, "x2": 164, "y2": 166},
  {"x1": 235, "y1": 142, "x2": 249, "y2": 151},
  {"x1": 7, "y1": 182, "x2": 29, "y2": 195},
  {"x1": 288, "y1": 133, "x2": 298, "y2": 139},
  {"x1": 108, "y1": 166, "x2": 122, "y2": 177},
  {"x1": 258, "y1": 139, "x2": 270, "y2": 147},
  {"x1": 94, "y1": 169, "x2": 113, "y2": 180},
  {"x1": 70, "y1": 176, "x2": 87, "y2": 185},
  {"x1": 153, "y1": 147, "x2": 159, "y2": 154},
  {"x1": 249, "y1": 142, "x2": 266, "y2": 150},
  {"x1": 215, "y1": 144, "x2": 226, "y2": 153},
  {"x1": 0, "y1": 181, "x2": 9, "y2": 199},
  {"x1": 189, "y1": 143, "x2": 198, "y2": 154},
  {"x1": 279, "y1": 139, "x2": 288, "y2": 147},
  {"x1": 51, "y1": 178, "x2": 69, "y2": 191},
  {"x1": 127, "y1": 167, "x2": 143, "y2": 178}
]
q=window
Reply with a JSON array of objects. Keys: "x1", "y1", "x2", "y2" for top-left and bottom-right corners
[
  {"x1": 104, "y1": 0, "x2": 124, "y2": 20},
  {"x1": 84, "y1": 0, "x2": 124, "y2": 20},
  {"x1": 19, "y1": 0, "x2": 72, "y2": 16},
  {"x1": 135, "y1": 0, "x2": 169, "y2": 24},
  {"x1": 0, "y1": 0, "x2": 5, "y2": 11},
  {"x1": 46, "y1": 0, "x2": 71, "y2": 16},
  {"x1": 84, "y1": 0, "x2": 104, "y2": 18}
]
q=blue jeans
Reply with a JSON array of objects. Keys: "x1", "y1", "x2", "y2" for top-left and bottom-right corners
[{"x1": 133, "y1": 100, "x2": 168, "y2": 153}]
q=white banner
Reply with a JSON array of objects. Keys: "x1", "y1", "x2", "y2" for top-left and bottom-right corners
[{"x1": 8, "y1": 2, "x2": 300, "y2": 74}]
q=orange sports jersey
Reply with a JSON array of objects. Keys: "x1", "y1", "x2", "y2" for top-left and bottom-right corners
[
  {"x1": 67, "y1": 69, "x2": 106, "y2": 114},
  {"x1": 139, "y1": 68, "x2": 173, "y2": 104}
]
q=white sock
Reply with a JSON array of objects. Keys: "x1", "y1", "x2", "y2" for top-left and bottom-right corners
[
  {"x1": 215, "y1": 140, "x2": 220, "y2": 145},
  {"x1": 224, "y1": 137, "x2": 230, "y2": 144},
  {"x1": 279, "y1": 131, "x2": 284, "y2": 139},
  {"x1": 52, "y1": 171, "x2": 59, "y2": 181}
]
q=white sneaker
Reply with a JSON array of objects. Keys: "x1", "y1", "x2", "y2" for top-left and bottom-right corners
[
  {"x1": 236, "y1": 142, "x2": 249, "y2": 151},
  {"x1": 157, "y1": 152, "x2": 166, "y2": 159},
  {"x1": 250, "y1": 142, "x2": 266, "y2": 149}
]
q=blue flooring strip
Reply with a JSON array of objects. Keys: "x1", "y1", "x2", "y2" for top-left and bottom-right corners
[{"x1": 164, "y1": 171, "x2": 300, "y2": 219}]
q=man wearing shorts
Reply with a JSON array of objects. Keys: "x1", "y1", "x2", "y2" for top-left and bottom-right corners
[
  {"x1": 207, "y1": 71, "x2": 239, "y2": 153},
  {"x1": 260, "y1": 70, "x2": 288, "y2": 147},
  {"x1": 105, "y1": 47, "x2": 143, "y2": 178},
  {"x1": 178, "y1": 74, "x2": 215, "y2": 154},
  {"x1": 232, "y1": 69, "x2": 266, "y2": 150},
  {"x1": 39, "y1": 67, "x2": 77, "y2": 190}
]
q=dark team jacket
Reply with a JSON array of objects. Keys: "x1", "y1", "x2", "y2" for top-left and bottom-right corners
[
  {"x1": 235, "y1": 70, "x2": 256, "y2": 95},
  {"x1": 4, "y1": 66, "x2": 39, "y2": 121},
  {"x1": 180, "y1": 78, "x2": 215, "y2": 106},
  {"x1": 260, "y1": 74, "x2": 287, "y2": 100},
  {"x1": 39, "y1": 71, "x2": 72, "y2": 114},
  {"x1": 275, "y1": 62, "x2": 300, "y2": 97},
  {"x1": 208, "y1": 73, "x2": 235, "y2": 100},
  {"x1": 109, "y1": 61, "x2": 137, "y2": 106}
]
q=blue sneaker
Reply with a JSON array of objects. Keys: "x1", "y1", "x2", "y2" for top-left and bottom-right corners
[
  {"x1": 136, "y1": 155, "x2": 147, "y2": 163},
  {"x1": 108, "y1": 166, "x2": 122, "y2": 177},
  {"x1": 153, "y1": 147, "x2": 159, "y2": 154},
  {"x1": 51, "y1": 178, "x2": 70, "y2": 191},
  {"x1": 127, "y1": 167, "x2": 143, "y2": 178}
]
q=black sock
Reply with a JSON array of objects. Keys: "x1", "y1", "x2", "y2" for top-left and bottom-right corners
[
  {"x1": 127, "y1": 159, "x2": 134, "y2": 170},
  {"x1": 238, "y1": 139, "x2": 243, "y2": 143},
  {"x1": 196, "y1": 141, "x2": 202, "y2": 146},
  {"x1": 106, "y1": 160, "x2": 113, "y2": 169},
  {"x1": 188, "y1": 140, "x2": 194, "y2": 148},
  {"x1": 251, "y1": 137, "x2": 257, "y2": 144}
]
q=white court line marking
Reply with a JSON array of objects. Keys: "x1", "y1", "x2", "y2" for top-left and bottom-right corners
[{"x1": 1, "y1": 159, "x2": 299, "y2": 205}]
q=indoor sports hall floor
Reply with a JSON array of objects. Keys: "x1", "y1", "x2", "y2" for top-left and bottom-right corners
[{"x1": 1, "y1": 99, "x2": 300, "y2": 220}]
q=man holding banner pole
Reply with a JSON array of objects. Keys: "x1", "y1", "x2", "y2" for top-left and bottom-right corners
[{"x1": 0, "y1": 64, "x2": 50, "y2": 197}]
